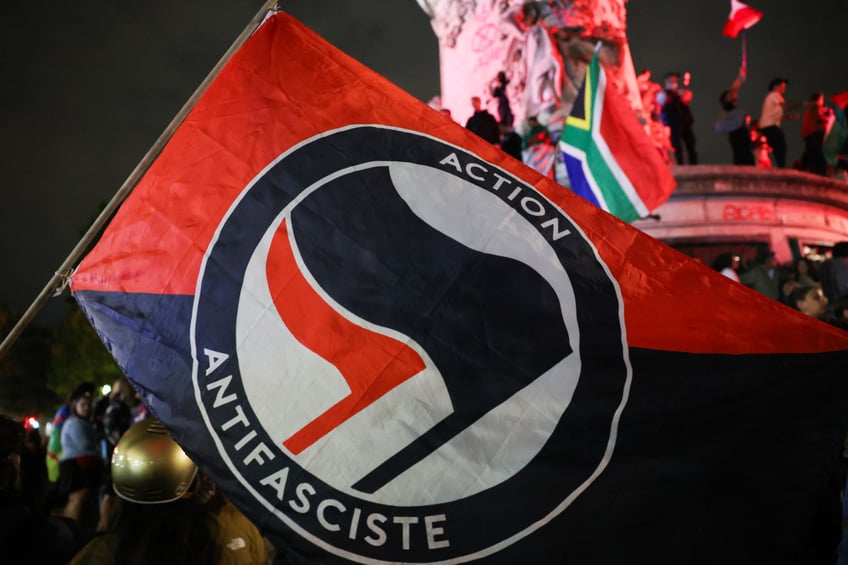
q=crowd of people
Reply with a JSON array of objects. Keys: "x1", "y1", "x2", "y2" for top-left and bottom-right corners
[
  {"x1": 712, "y1": 243, "x2": 848, "y2": 563},
  {"x1": 0, "y1": 379, "x2": 281, "y2": 564},
  {"x1": 712, "y1": 243, "x2": 848, "y2": 331},
  {"x1": 454, "y1": 72, "x2": 564, "y2": 182},
  {"x1": 714, "y1": 70, "x2": 846, "y2": 177},
  {"x1": 448, "y1": 69, "x2": 848, "y2": 326},
  {"x1": 452, "y1": 63, "x2": 847, "y2": 182},
  {"x1": 637, "y1": 63, "x2": 848, "y2": 178}
]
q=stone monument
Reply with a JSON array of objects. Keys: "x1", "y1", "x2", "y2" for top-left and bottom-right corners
[{"x1": 416, "y1": 0, "x2": 644, "y2": 137}]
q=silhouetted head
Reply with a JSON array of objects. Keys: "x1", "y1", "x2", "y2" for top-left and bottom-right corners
[
  {"x1": 663, "y1": 72, "x2": 680, "y2": 91},
  {"x1": 768, "y1": 78, "x2": 788, "y2": 92},
  {"x1": 712, "y1": 252, "x2": 740, "y2": 272},
  {"x1": 720, "y1": 89, "x2": 737, "y2": 111}
]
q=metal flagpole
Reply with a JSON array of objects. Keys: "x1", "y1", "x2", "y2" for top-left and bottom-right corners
[{"x1": 0, "y1": 0, "x2": 281, "y2": 361}]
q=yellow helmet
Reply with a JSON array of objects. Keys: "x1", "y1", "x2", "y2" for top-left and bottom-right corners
[{"x1": 111, "y1": 417, "x2": 198, "y2": 504}]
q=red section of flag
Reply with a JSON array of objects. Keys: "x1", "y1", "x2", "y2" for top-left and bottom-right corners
[
  {"x1": 722, "y1": 0, "x2": 763, "y2": 38},
  {"x1": 70, "y1": 13, "x2": 847, "y2": 357},
  {"x1": 831, "y1": 91, "x2": 848, "y2": 109},
  {"x1": 597, "y1": 63, "x2": 677, "y2": 213},
  {"x1": 267, "y1": 220, "x2": 426, "y2": 454}
]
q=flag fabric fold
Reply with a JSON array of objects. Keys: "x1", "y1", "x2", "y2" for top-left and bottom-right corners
[
  {"x1": 832, "y1": 91, "x2": 848, "y2": 110},
  {"x1": 559, "y1": 49, "x2": 676, "y2": 223},
  {"x1": 722, "y1": 0, "x2": 764, "y2": 38},
  {"x1": 70, "y1": 11, "x2": 848, "y2": 564}
]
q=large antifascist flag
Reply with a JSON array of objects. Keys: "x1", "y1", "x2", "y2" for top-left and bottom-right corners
[
  {"x1": 70, "y1": 11, "x2": 848, "y2": 564},
  {"x1": 560, "y1": 49, "x2": 676, "y2": 223},
  {"x1": 722, "y1": 0, "x2": 764, "y2": 39}
]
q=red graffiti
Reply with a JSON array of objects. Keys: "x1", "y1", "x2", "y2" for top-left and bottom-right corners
[
  {"x1": 471, "y1": 23, "x2": 497, "y2": 53},
  {"x1": 722, "y1": 204, "x2": 774, "y2": 222}
]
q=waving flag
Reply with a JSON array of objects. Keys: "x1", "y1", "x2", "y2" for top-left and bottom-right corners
[
  {"x1": 722, "y1": 0, "x2": 763, "y2": 38},
  {"x1": 70, "y1": 10, "x2": 848, "y2": 564},
  {"x1": 832, "y1": 91, "x2": 848, "y2": 110},
  {"x1": 560, "y1": 49, "x2": 676, "y2": 222}
]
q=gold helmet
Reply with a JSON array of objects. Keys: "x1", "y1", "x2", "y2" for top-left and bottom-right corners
[{"x1": 111, "y1": 417, "x2": 198, "y2": 504}]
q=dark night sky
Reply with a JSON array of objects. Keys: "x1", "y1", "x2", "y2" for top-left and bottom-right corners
[{"x1": 2, "y1": 1, "x2": 846, "y2": 327}]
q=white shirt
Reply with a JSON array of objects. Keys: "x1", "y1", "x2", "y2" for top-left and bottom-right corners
[
  {"x1": 721, "y1": 267, "x2": 740, "y2": 282},
  {"x1": 759, "y1": 91, "x2": 784, "y2": 128}
]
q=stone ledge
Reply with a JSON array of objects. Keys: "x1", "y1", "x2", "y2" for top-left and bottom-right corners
[{"x1": 667, "y1": 165, "x2": 848, "y2": 209}]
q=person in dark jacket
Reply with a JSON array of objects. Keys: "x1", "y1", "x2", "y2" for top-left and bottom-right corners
[
  {"x1": 658, "y1": 72, "x2": 698, "y2": 165},
  {"x1": 465, "y1": 96, "x2": 500, "y2": 144}
]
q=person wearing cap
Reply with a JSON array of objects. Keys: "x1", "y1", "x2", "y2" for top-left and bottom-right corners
[
  {"x1": 757, "y1": 77, "x2": 799, "y2": 167},
  {"x1": 45, "y1": 382, "x2": 96, "y2": 487},
  {"x1": 58, "y1": 385, "x2": 102, "y2": 529}
]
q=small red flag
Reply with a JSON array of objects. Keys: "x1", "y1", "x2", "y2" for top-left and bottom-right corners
[
  {"x1": 831, "y1": 91, "x2": 848, "y2": 109},
  {"x1": 722, "y1": 0, "x2": 763, "y2": 38}
]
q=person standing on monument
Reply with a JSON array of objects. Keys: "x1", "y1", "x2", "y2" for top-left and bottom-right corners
[
  {"x1": 800, "y1": 91, "x2": 834, "y2": 176},
  {"x1": 490, "y1": 71, "x2": 514, "y2": 128},
  {"x1": 679, "y1": 71, "x2": 698, "y2": 164},
  {"x1": 658, "y1": 72, "x2": 698, "y2": 165},
  {"x1": 757, "y1": 78, "x2": 799, "y2": 168},
  {"x1": 58, "y1": 387, "x2": 102, "y2": 530},
  {"x1": 465, "y1": 96, "x2": 501, "y2": 145},
  {"x1": 715, "y1": 67, "x2": 754, "y2": 165}
]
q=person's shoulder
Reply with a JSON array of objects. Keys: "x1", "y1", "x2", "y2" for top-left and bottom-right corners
[
  {"x1": 213, "y1": 499, "x2": 269, "y2": 563},
  {"x1": 69, "y1": 533, "x2": 119, "y2": 565},
  {"x1": 61, "y1": 415, "x2": 80, "y2": 430},
  {"x1": 62, "y1": 415, "x2": 90, "y2": 435},
  {"x1": 739, "y1": 264, "x2": 763, "y2": 282}
]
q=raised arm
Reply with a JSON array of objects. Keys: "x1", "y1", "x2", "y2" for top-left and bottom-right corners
[{"x1": 728, "y1": 66, "x2": 745, "y2": 97}]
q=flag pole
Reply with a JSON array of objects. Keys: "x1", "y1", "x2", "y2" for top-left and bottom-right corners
[{"x1": 0, "y1": 0, "x2": 281, "y2": 361}]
